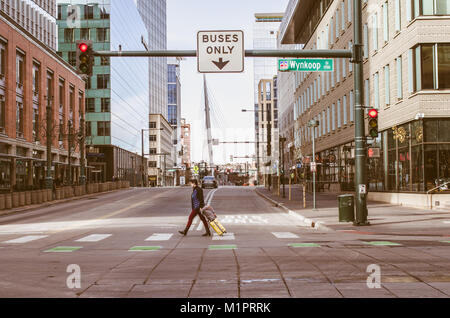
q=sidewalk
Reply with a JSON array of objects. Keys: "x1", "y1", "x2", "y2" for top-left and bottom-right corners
[{"x1": 255, "y1": 185, "x2": 450, "y2": 237}]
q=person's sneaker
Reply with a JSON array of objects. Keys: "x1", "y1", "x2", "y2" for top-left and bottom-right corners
[
  {"x1": 202, "y1": 232, "x2": 211, "y2": 237},
  {"x1": 179, "y1": 230, "x2": 187, "y2": 236}
]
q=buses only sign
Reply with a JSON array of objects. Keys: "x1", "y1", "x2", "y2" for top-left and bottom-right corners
[{"x1": 197, "y1": 30, "x2": 244, "y2": 73}]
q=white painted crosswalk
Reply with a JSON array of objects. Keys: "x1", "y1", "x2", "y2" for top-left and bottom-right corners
[
  {"x1": 3, "y1": 235, "x2": 48, "y2": 244},
  {"x1": 145, "y1": 233, "x2": 173, "y2": 241},
  {"x1": 272, "y1": 232, "x2": 299, "y2": 239},
  {"x1": 76, "y1": 234, "x2": 112, "y2": 242},
  {"x1": 213, "y1": 233, "x2": 235, "y2": 240}
]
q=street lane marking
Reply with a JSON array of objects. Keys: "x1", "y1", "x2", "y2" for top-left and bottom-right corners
[
  {"x1": 272, "y1": 232, "x2": 299, "y2": 239},
  {"x1": 221, "y1": 215, "x2": 269, "y2": 224},
  {"x1": 44, "y1": 246, "x2": 82, "y2": 253},
  {"x1": 444, "y1": 221, "x2": 450, "y2": 224},
  {"x1": 213, "y1": 233, "x2": 235, "y2": 240},
  {"x1": 145, "y1": 234, "x2": 173, "y2": 241},
  {"x1": 364, "y1": 241, "x2": 402, "y2": 246},
  {"x1": 76, "y1": 234, "x2": 112, "y2": 242},
  {"x1": 209, "y1": 245, "x2": 237, "y2": 250},
  {"x1": 3, "y1": 235, "x2": 48, "y2": 244},
  {"x1": 129, "y1": 246, "x2": 161, "y2": 251},
  {"x1": 289, "y1": 243, "x2": 320, "y2": 247}
]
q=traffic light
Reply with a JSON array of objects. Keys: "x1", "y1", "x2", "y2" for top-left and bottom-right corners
[
  {"x1": 76, "y1": 40, "x2": 94, "y2": 76},
  {"x1": 368, "y1": 109, "x2": 379, "y2": 138}
]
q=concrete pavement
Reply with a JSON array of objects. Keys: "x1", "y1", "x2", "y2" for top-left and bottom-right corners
[{"x1": 0, "y1": 186, "x2": 448, "y2": 298}]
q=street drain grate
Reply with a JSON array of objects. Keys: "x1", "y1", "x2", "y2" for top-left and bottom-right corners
[
  {"x1": 129, "y1": 246, "x2": 162, "y2": 251},
  {"x1": 44, "y1": 246, "x2": 82, "y2": 253},
  {"x1": 209, "y1": 245, "x2": 237, "y2": 250},
  {"x1": 364, "y1": 241, "x2": 402, "y2": 246},
  {"x1": 289, "y1": 243, "x2": 321, "y2": 247}
]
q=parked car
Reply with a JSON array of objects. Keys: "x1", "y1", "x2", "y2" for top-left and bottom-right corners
[{"x1": 202, "y1": 176, "x2": 218, "y2": 189}]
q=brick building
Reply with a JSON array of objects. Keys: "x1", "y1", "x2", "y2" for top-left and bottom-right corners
[{"x1": 0, "y1": 10, "x2": 84, "y2": 192}]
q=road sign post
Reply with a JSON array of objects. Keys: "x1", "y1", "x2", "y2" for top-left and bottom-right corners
[{"x1": 197, "y1": 30, "x2": 244, "y2": 73}]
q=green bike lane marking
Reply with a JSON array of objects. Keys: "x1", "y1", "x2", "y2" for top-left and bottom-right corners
[
  {"x1": 364, "y1": 241, "x2": 402, "y2": 246},
  {"x1": 129, "y1": 246, "x2": 162, "y2": 251},
  {"x1": 44, "y1": 246, "x2": 83, "y2": 253},
  {"x1": 289, "y1": 243, "x2": 321, "y2": 248},
  {"x1": 208, "y1": 245, "x2": 237, "y2": 250}
]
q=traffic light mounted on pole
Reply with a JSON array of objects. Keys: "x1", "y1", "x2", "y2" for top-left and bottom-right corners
[
  {"x1": 368, "y1": 109, "x2": 379, "y2": 138},
  {"x1": 76, "y1": 40, "x2": 94, "y2": 76}
]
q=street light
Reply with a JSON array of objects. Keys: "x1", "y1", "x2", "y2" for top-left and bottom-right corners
[{"x1": 308, "y1": 120, "x2": 320, "y2": 211}]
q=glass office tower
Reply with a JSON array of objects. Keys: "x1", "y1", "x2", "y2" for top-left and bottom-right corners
[{"x1": 137, "y1": 0, "x2": 167, "y2": 119}]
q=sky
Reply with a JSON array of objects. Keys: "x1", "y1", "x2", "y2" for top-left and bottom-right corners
[{"x1": 167, "y1": 0, "x2": 290, "y2": 165}]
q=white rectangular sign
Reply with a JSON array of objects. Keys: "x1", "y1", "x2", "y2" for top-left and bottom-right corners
[{"x1": 197, "y1": 30, "x2": 244, "y2": 73}]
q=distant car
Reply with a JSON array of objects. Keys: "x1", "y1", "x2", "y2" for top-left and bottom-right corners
[{"x1": 202, "y1": 176, "x2": 218, "y2": 189}]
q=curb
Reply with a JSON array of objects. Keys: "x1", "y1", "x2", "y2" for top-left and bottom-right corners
[
  {"x1": 254, "y1": 189, "x2": 332, "y2": 232},
  {"x1": 0, "y1": 188, "x2": 133, "y2": 218}
]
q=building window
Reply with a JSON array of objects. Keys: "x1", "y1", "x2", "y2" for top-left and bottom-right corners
[
  {"x1": 383, "y1": 2, "x2": 389, "y2": 43},
  {"x1": 149, "y1": 161, "x2": 157, "y2": 168},
  {"x1": 385, "y1": 64, "x2": 391, "y2": 106},
  {"x1": 372, "y1": 13, "x2": 378, "y2": 51},
  {"x1": 32, "y1": 64, "x2": 40, "y2": 94},
  {"x1": 97, "y1": 74, "x2": 110, "y2": 89},
  {"x1": 97, "y1": 28, "x2": 109, "y2": 42},
  {"x1": 0, "y1": 95, "x2": 5, "y2": 131},
  {"x1": 101, "y1": 98, "x2": 110, "y2": 112},
  {"x1": 98, "y1": 121, "x2": 110, "y2": 136},
  {"x1": 84, "y1": 5, "x2": 94, "y2": 20},
  {"x1": 64, "y1": 28, "x2": 74, "y2": 42},
  {"x1": 80, "y1": 28, "x2": 90, "y2": 40},
  {"x1": 149, "y1": 122, "x2": 157, "y2": 129},
  {"x1": 397, "y1": 56, "x2": 403, "y2": 99},
  {"x1": 86, "y1": 98, "x2": 95, "y2": 113},
  {"x1": 412, "y1": 43, "x2": 450, "y2": 91},
  {"x1": 100, "y1": 4, "x2": 110, "y2": 19},
  {"x1": 68, "y1": 51, "x2": 76, "y2": 67},
  {"x1": 16, "y1": 52, "x2": 24, "y2": 87},
  {"x1": 395, "y1": 0, "x2": 401, "y2": 32},
  {"x1": 149, "y1": 148, "x2": 157, "y2": 155},
  {"x1": 350, "y1": 90, "x2": 354, "y2": 122},
  {"x1": 412, "y1": 0, "x2": 450, "y2": 18},
  {"x1": 86, "y1": 121, "x2": 92, "y2": 136},
  {"x1": 16, "y1": 101, "x2": 23, "y2": 135},
  {"x1": 101, "y1": 57, "x2": 110, "y2": 66},
  {"x1": 0, "y1": 43, "x2": 6, "y2": 77},
  {"x1": 32, "y1": 104, "x2": 39, "y2": 142},
  {"x1": 343, "y1": 95, "x2": 348, "y2": 125},
  {"x1": 337, "y1": 99, "x2": 342, "y2": 128},
  {"x1": 149, "y1": 135, "x2": 157, "y2": 142},
  {"x1": 374, "y1": 72, "x2": 380, "y2": 109}
]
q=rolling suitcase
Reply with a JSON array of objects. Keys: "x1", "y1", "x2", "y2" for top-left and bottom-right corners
[{"x1": 210, "y1": 219, "x2": 227, "y2": 236}]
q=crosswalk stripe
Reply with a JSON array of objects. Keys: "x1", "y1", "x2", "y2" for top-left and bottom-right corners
[
  {"x1": 76, "y1": 234, "x2": 112, "y2": 242},
  {"x1": 145, "y1": 233, "x2": 173, "y2": 241},
  {"x1": 272, "y1": 232, "x2": 299, "y2": 239},
  {"x1": 3, "y1": 235, "x2": 48, "y2": 244},
  {"x1": 213, "y1": 233, "x2": 235, "y2": 240}
]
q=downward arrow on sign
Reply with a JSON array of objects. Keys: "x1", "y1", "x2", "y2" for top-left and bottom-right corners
[{"x1": 212, "y1": 58, "x2": 230, "y2": 70}]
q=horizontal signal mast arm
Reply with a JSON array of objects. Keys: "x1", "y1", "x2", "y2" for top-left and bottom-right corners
[{"x1": 93, "y1": 49, "x2": 353, "y2": 58}]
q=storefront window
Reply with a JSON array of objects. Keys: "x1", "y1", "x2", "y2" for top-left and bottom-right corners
[
  {"x1": 411, "y1": 145, "x2": 424, "y2": 192},
  {"x1": 424, "y1": 145, "x2": 438, "y2": 190},
  {"x1": 439, "y1": 144, "x2": 450, "y2": 181}
]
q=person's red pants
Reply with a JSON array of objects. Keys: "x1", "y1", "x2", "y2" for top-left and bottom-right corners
[{"x1": 185, "y1": 208, "x2": 210, "y2": 232}]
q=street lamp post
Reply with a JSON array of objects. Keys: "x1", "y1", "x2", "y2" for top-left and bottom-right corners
[
  {"x1": 308, "y1": 120, "x2": 319, "y2": 211},
  {"x1": 280, "y1": 136, "x2": 286, "y2": 198}
]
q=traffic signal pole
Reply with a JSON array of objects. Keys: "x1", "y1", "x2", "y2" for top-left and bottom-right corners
[{"x1": 353, "y1": 0, "x2": 369, "y2": 226}]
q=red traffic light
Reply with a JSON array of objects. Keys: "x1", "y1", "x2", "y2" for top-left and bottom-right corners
[
  {"x1": 368, "y1": 109, "x2": 378, "y2": 118},
  {"x1": 78, "y1": 43, "x2": 89, "y2": 53}
]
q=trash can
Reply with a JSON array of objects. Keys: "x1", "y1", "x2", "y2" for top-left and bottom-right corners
[{"x1": 338, "y1": 194, "x2": 355, "y2": 222}]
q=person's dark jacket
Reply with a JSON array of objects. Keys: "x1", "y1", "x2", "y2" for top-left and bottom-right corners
[{"x1": 191, "y1": 186, "x2": 205, "y2": 210}]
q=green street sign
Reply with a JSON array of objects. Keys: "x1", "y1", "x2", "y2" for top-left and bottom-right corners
[{"x1": 278, "y1": 59, "x2": 334, "y2": 72}]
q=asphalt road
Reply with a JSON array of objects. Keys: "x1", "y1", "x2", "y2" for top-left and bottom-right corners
[{"x1": 0, "y1": 186, "x2": 449, "y2": 298}]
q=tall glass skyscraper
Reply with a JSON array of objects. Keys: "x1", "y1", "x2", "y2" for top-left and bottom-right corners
[{"x1": 137, "y1": 0, "x2": 167, "y2": 118}]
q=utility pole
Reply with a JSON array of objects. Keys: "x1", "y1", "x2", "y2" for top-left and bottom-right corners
[
  {"x1": 68, "y1": 120, "x2": 72, "y2": 185},
  {"x1": 280, "y1": 136, "x2": 286, "y2": 198},
  {"x1": 45, "y1": 95, "x2": 53, "y2": 190},
  {"x1": 353, "y1": 0, "x2": 369, "y2": 225},
  {"x1": 308, "y1": 120, "x2": 319, "y2": 210},
  {"x1": 79, "y1": 102, "x2": 86, "y2": 185}
]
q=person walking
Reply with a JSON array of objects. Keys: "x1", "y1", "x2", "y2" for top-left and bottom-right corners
[{"x1": 179, "y1": 179, "x2": 211, "y2": 237}]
